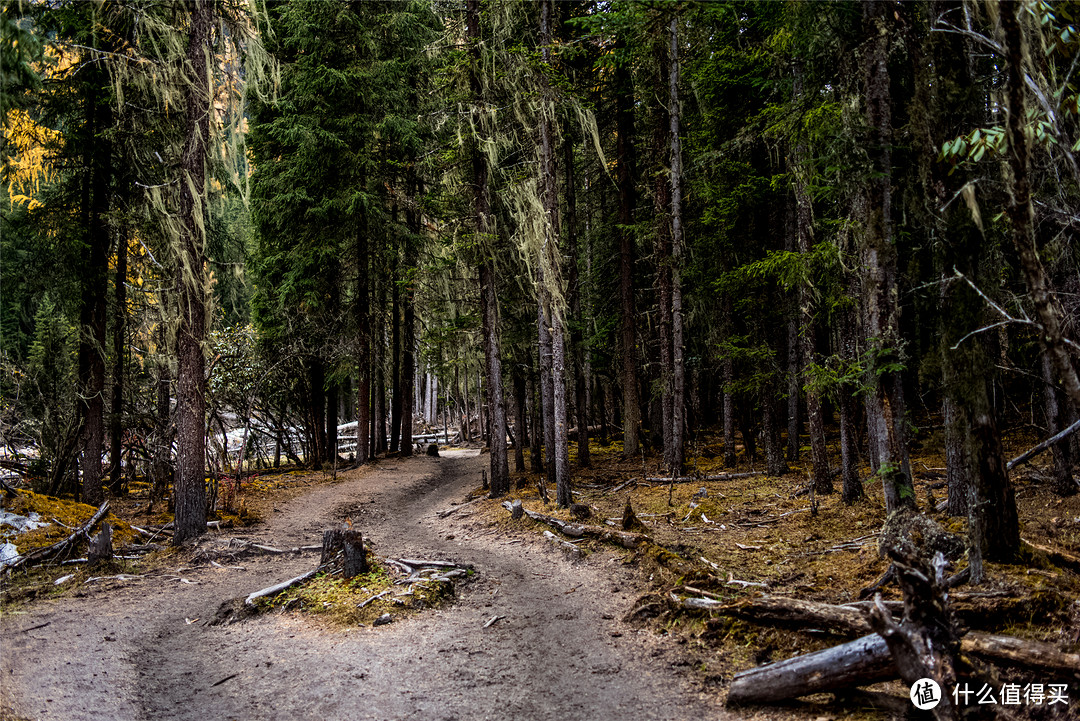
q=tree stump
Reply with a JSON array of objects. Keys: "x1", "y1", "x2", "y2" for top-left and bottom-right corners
[
  {"x1": 622, "y1": 496, "x2": 644, "y2": 532},
  {"x1": 342, "y1": 529, "x2": 366, "y2": 578},
  {"x1": 88, "y1": 521, "x2": 113, "y2": 565},
  {"x1": 322, "y1": 526, "x2": 367, "y2": 578},
  {"x1": 510, "y1": 499, "x2": 523, "y2": 519},
  {"x1": 321, "y1": 528, "x2": 344, "y2": 566}
]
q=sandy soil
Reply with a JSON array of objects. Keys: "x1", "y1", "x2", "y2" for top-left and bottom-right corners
[{"x1": 1, "y1": 450, "x2": 729, "y2": 721}]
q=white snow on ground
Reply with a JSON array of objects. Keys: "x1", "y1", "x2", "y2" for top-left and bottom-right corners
[
  {"x1": 0, "y1": 510, "x2": 49, "y2": 533},
  {"x1": 0, "y1": 541, "x2": 22, "y2": 569}
]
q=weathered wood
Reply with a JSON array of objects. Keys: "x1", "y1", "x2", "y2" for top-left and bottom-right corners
[
  {"x1": 1021, "y1": 537, "x2": 1080, "y2": 574},
  {"x1": 244, "y1": 567, "x2": 321, "y2": 606},
  {"x1": 341, "y1": 529, "x2": 366, "y2": 579},
  {"x1": 1007, "y1": 417, "x2": 1080, "y2": 470},
  {"x1": 437, "y1": 496, "x2": 484, "y2": 519},
  {"x1": 5, "y1": 501, "x2": 110, "y2": 572},
  {"x1": 726, "y1": 633, "x2": 897, "y2": 706},
  {"x1": 510, "y1": 500, "x2": 523, "y2": 520},
  {"x1": 542, "y1": 530, "x2": 582, "y2": 560},
  {"x1": 725, "y1": 614, "x2": 1080, "y2": 707},
  {"x1": 88, "y1": 522, "x2": 113, "y2": 565},
  {"x1": 321, "y1": 528, "x2": 345, "y2": 566},
  {"x1": 717, "y1": 594, "x2": 874, "y2": 636},
  {"x1": 644, "y1": 471, "x2": 764, "y2": 484},
  {"x1": 961, "y1": 632, "x2": 1080, "y2": 677},
  {"x1": 501, "y1": 501, "x2": 649, "y2": 549}
]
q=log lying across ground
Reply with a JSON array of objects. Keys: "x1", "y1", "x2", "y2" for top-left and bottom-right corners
[
  {"x1": 501, "y1": 501, "x2": 650, "y2": 549},
  {"x1": 703, "y1": 591, "x2": 1080, "y2": 706},
  {"x1": 5, "y1": 501, "x2": 110, "y2": 572},
  {"x1": 726, "y1": 627, "x2": 1080, "y2": 706},
  {"x1": 643, "y1": 471, "x2": 765, "y2": 485}
]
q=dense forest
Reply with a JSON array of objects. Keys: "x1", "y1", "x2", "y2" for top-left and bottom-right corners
[{"x1": 2, "y1": 0, "x2": 1079, "y2": 561}]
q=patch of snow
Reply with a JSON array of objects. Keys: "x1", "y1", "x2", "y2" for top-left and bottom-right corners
[
  {"x1": 0, "y1": 510, "x2": 49, "y2": 533},
  {"x1": 0, "y1": 542, "x2": 21, "y2": 568}
]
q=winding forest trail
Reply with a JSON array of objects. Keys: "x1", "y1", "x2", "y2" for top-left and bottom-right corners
[{"x1": 1, "y1": 451, "x2": 727, "y2": 721}]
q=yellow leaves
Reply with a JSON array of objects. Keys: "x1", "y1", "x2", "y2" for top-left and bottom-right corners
[{"x1": 5, "y1": 108, "x2": 60, "y2": 207}]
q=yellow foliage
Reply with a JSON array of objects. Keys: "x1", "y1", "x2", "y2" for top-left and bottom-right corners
[{"x1": 5, "y1": 108, "x2": 60, "y2": 206}]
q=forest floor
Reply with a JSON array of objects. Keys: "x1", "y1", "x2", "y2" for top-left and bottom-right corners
[{"x1": 2, "y1": 433, "x2": 1079, "y2": 720}]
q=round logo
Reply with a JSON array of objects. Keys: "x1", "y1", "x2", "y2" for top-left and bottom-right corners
[{"x1": 910, "y1": 678, "x2": 942, "y2": 710}]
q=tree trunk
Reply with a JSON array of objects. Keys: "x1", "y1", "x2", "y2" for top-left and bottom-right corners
[
  {"x1": 108, "y1": 231, "x2": 127, "y2": 495},
  {"x1": 468, "y1": 0, "x2": 509, "y2": 497},
  {"x1": 173, "y1": 0, "x2": 213, "y2": 545},
  {"x1": 564, "y1": 136, "x2": 590, "y2": 470},
  {"x1": 528, "y1": 365, "x2": 543, "y2": 475},
  {"x1": 150, "y1": 336, "x2": 172, "y2": 509},
  {"x1": 1001, "y1": 1, "x2": 1080, "y2": 416},
  {"x1": 389, "y1": 242, "x2": 402, "y2": 453},
  {"x1": 78, "y1": 50, "x2": 112, "y2": 507},
  {"x1": 615, "y1": 35, "x2": 640, "y2": 458},
  {"x1": 861, "y1": 0, "x2": 913, "y2": 514},
  {"x1": 356, "y1": 225, "x2": 371, "y2": 464},
  {"x1": 309, "y1": 359, "x2": 326, "y2": 470},
  {"x1": 668, "y1": 17, "x2": 686, "y2": 477},
  {"x1": 374, "y1": 273, "x2": 387, "y2": 456},
  {"x1": 792, "y1": 62, "x2": 832, "y2": 495},
  {"x1": 401, "y1": 187, "x2": 417, "y2": 456},
  {"x1": 1042, "y1": 354, "x2": 1076, "y2": 495},
  {"x1": 326, "y1": 380, "x2": 338, "y2": 464},
  {"x1": 513, "y1": 369, "x2": 527, "y2": 472}
]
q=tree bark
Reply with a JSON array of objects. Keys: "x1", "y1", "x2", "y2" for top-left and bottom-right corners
[
  {"x1": 78, "y1": 47, "x2": 112, "y2": 507},
  {"x1": 108, "y1": 231, "x2": 126, "y2": 495},
  {"x1": 468, "y1": 0, "x2": 509, "y2": 496},
  {"x1": 1001, "y1": 1, "x2": 1080, "y2": 416},
  {"x1": 861, "y1": 0, "x2": 913, "y2": 514},
  {"x1": 615, "y1": 35, "x2": 639, "y2": 458},
  {"x1": 564, "y1": 136, "x2": 590, "y2": 469},
  {"x1": 389, "y1": 239, "x2": 402, "y2": 454},
  {"x1": 356, "y1": 225, "x2": 371, "y2": 464},
  {"x1": 668, "y1": 17, "x2": 686, "y2": 477},
  {"x1": 173, "y1": 0, "x2": 213, "y2": 545},
  {"x1": 1041, "y1": 354, "x2": 1075, "y2": 495}
]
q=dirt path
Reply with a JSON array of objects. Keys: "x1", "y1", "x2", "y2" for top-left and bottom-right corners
[{"x1": 2, "y1": 451, "x2": 728, "y2": 721}]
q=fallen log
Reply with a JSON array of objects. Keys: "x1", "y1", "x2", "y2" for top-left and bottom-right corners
[
  {"x1": 5, "y1": 501, "x2": 110, "y2": 572},
  {"x1": 500, "y1": 501, "x2": 649, "y2": 549},
  {"x1": 643, "y1": 471, "x2": 765, "y2": 484},
  {"x1": 437, "y1": 496, "x2": 485, "y2": 519},
  {"x1": 714, "y1": 594, "x2": 874, "y2": 636},
  {"x1": 961, "y1": 632, "x2": 1080, "y2": 678},
  {"x1": 245, "y1": 566, "x2": 324, "y2": 606},
  {"x1": 691, "y1": 593, "x2": 1079, "y2": 678},
  {"x1": 727, "y1": 627, "x2": 1080, "y2": 706},
  {"x1": 727, "y1": 633, "x2": 897, "y2": 705},
  {"x1": 1007, "y1": 417, "x2": 1080, "y2": 470}
]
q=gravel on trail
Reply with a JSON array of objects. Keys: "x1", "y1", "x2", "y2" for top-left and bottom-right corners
[{"x1": 1, "y1": 450, "x2": 728, "y2": 721}]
